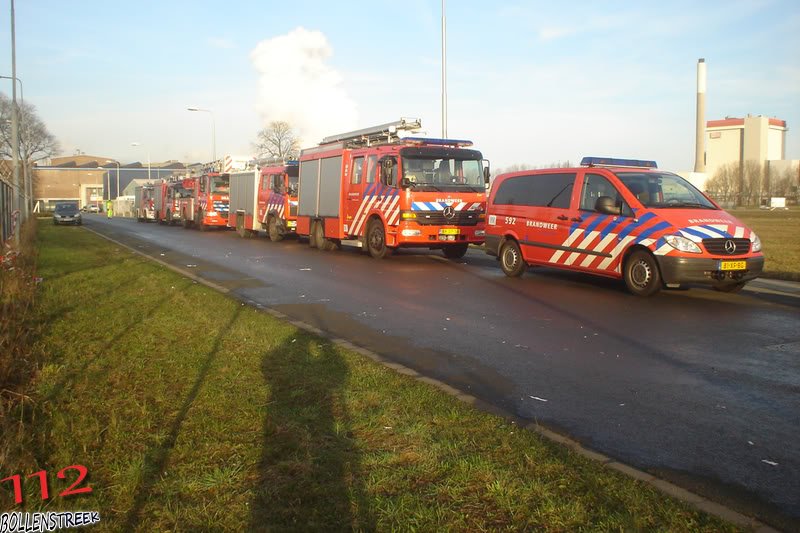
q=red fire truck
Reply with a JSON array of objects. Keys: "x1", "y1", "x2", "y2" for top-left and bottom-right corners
[
  {"x1": 227, "y1": 162, "x2": 299, "y2": 239},
  {"x1": 259, "y1": 161, "x2": 299, "y2": 241},
  {"x1": 134, "y1": 185, "x2": 156, "y2": 223},
  {"x1": 178, "y1": 171, "x2": 231, "y2": 230},
  {"x1": 297, "y1": 119, "x2": 489, "y2": 259},
  {"x1": 154, "y1": 179, "x2": 191, "y2": 225}
]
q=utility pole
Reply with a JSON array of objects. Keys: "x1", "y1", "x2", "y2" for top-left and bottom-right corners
[
  {"x1": 10, "y1": 0, "x2": 21, "y2": 242},
  {"x1": 441, "y1": 0, "x2": 448, "y2": 138}
]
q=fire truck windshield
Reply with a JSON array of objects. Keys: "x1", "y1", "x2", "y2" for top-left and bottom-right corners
[
  {"x1": 211, "y1": 176, "x2": 229, "y2": 193},
  {"x1": 402, "y1": 157, "x2": 484, "y2": 191}
]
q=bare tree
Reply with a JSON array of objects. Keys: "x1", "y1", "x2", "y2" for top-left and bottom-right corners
[
  {"x1": 742, "y1": 160, "x2": 764, "y2": 206},
  {"x1": 0, "y1": 93, "x2": 60, "y2": 163},
  {"x1": 496, "y1": 161, "x2": 572, "y2": 174},
  {"x1": 705, "y1": 162, "x2": 739, "y2": 203},
  {"x1": 253, "y1": 121, "x2": 300, "y2": 161}
]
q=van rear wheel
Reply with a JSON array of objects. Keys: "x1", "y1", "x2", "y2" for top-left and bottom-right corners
[
  {"x1": 624, "y1": 250, "x2": 662, "y2": 296},
  {"x1": 500, "y1": 239, "x2": 525, "y2": 277}
]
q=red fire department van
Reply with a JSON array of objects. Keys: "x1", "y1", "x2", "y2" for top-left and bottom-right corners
[
  {"x1": 297, "y1": 119, "x2": 489, "y2": 259},
  {"x1": 259, "y1": 161, "x2": 299, "y2": 241},
  {"x1": 485, "y1": 157, "x2": 764, "y2": 296},
  {"x1": 178, "y1": 172, "x2": 230, "y2": 231}
]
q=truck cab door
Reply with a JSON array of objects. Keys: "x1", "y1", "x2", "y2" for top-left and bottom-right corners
[
  {"x1": 345, "y1": 155, "x2": 367, "y2": 236},
  {"x1": 257, "y1": 173, "x2": 269, "y2": 224}
]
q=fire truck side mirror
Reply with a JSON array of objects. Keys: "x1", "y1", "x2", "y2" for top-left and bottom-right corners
[
  {"x1": 400, "y1": 177, "x2": 411, "y2": 188},
  {"x1": 483, "y1": 166, "x2": 491, "y2": 185}
]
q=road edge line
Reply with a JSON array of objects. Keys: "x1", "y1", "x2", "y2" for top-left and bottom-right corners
[{"x1": 80, "y1": 225, "x2": 780, "y2": 532}]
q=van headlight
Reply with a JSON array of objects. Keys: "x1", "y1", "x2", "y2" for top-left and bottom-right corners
[
  {"x1": 751, "y1": 232, "x2": 762, "y2": 253},
  {"x1": 664, "y1": 234, "x2": 702, "y2": 253}
]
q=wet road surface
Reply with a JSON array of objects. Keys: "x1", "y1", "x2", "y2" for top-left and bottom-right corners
[{"x1": 83, "y1": 215, "x2": 800, "y2": 528}]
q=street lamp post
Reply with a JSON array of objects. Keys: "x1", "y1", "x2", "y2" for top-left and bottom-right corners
[
  {"x1": 187, "y1": 107, "x2": 217, "y2": 169},
  {"x1": 131, "y1": 142, "x2": 151, "y2": 181},
  {"x1": 1, "y1": 74, "x2": 27, "y2": 215},
  {"x1": 8, "y1": 0, "x2": 21, "y2": 242},
  {"x1": 98, "y1": 160, "x2": 121, "y2": 199}
]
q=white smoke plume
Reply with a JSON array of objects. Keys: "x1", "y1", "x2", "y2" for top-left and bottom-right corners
[{"x1": 250, "y1": 27, "x2": 358, "y2": 148}]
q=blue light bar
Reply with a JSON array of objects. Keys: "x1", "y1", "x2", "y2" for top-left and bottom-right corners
[
  {"x1": 403, "y1": 137, "x2": 474, "y2": 147},
  {"x1": 580, "y1": 156, "x2": 657, "y2": 168},
  {"x1": 286, "y1": 160, "x2": 299, "y2": 166}
]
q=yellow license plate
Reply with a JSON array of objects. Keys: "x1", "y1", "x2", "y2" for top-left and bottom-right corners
[
  {"x1": 439, "y1": 228, "x2": 460, "y2": 235},
  {"x1": 720, "y1": 260, "x2": 746, "y2": 271}
]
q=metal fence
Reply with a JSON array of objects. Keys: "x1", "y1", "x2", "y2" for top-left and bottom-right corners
[{"x1": 1, "y1": 174, "x2": 16, "y2": 245}]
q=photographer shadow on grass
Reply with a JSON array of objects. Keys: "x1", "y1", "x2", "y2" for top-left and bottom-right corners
[{"x1": 249, "y1": 331, "x2": 375, "y2": 531}]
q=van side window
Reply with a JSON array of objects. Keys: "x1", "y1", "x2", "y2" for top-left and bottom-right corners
[
  {"x1": 493, "y1": 173, "x2": 576, "y2": 208},
  {"x1": 580, "y1": 173, "x2": 631, "y2": 215},
  {"x1": 351, "y1": 157, "x2": 364, "y2": 184},
  {"x1": 365, "y1": 155, "x2": 377, "y2": 183}
]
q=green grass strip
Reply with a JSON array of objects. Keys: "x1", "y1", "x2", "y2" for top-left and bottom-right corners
[{"x1": 19, "y1": 224, "x2": 740, "y2": 531}]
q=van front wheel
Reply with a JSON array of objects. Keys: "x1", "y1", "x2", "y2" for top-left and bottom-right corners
[
  {"x1": 500, "y1": 239, "x2": 525, "y2": 277},
  {"x1": 624, "y1": 250, "x2": 662, "y2": 296}
]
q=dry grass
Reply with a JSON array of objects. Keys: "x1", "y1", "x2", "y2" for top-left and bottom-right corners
[
  {"x1": 731, "y1": 208, "x2": 800, "y2": 281},
  {"x1": 0, "y1": 218, "x2": 41, "y2": 469}
]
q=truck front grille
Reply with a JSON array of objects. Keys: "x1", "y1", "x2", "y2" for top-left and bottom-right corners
[{"x1": 413, "y1": 211, "x2": 480, "y2": 226}]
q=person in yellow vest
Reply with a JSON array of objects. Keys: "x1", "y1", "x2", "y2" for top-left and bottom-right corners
[{"x1": 106, "y1": 199, "x2": 113, "y2": 218}]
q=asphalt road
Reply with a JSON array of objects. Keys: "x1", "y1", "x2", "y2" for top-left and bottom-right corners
[{"x1": 83, "y1": 215, "x2": 799, "y2": 528}]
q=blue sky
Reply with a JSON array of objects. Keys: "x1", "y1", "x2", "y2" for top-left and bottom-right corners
[{"x1": 1, "y1": 0, "x2": 798, "y2": 172}]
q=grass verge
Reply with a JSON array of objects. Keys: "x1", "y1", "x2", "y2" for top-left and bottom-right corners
[
  {"x1": 0, "y1": 218, "x2": 41, "y2": 470},
  {"x1": 5, "y1": 224, "x2": 742, "y2": 531},
  {"x1": 730, "y1": 208, "x2": 800, "y2": 281}
]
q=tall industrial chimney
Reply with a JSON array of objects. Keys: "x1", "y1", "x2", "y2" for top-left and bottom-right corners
[{"x1": 694, "y1": 58, "x2": 707, "y2": 172}]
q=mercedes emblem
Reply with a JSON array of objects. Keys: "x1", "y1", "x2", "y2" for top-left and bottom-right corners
[
  {"x1": 724, "y1": 239, "x2": 737, "y2": 254},
  {"x1": 443, "y1": 206, "x2": 455, "y2": 219}
]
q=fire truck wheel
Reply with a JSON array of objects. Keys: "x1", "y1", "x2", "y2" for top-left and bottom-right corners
[
  {"x1": 712, "y1": 281, "x2": 747, "y2": 293},
  {"x1": 268, "y1": 217, "x2": 284, "y2": 242},
  {"x1": 313, "y1": 220, "x2": 335, "y2": 251},
  {"x1": 623, "y1": 249, "x2": 662, "y2": 296},
  {"x1": 499, "y1": 239, "x2": 525, "y2": 277},
  {"x1": 308, "y1": 221, "x2": 319, "y2": 248},
  {"x1": 443, "y1": 243, "x2": 469, "y2": 259},
  {"x1": 367, "y1": 219, "x2": 392, "y2": 259},
  {"x1": 197, "y1": 211, "x2": 208, "y2": 232}
]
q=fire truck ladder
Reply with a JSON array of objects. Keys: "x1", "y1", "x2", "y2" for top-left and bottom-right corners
[{"x1": 321, "y1": 118, "x2": 423, "y2": 147}]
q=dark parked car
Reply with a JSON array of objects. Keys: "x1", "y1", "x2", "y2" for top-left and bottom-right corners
[{"x1": 53, "y1": 203, "x2": 82, "y2": 226}]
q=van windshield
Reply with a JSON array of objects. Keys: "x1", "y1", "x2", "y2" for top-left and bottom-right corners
[
  {"x1": 616, "y1": 172, "x2": 717, "y2": 209},
  {"x1": 402, "y1": 157, "x2": 484, "y2": 192}
]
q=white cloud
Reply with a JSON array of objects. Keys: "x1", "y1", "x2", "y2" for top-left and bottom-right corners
[{"x1": 250, "y1": 27, "x2": 358, "y2": 147}]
